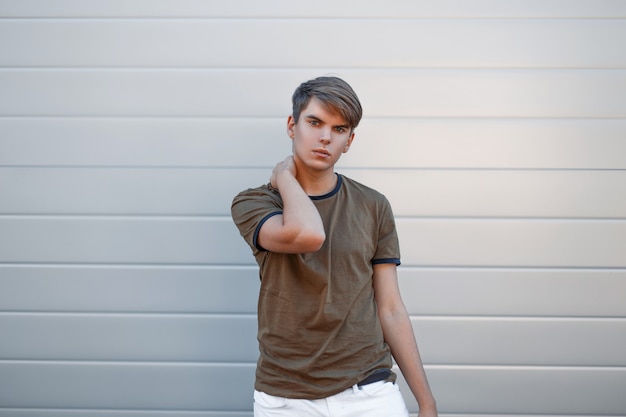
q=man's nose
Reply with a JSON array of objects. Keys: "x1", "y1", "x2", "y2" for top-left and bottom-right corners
[{"x1": 320, "y1": 127, "x2": 331, "y2": 143}]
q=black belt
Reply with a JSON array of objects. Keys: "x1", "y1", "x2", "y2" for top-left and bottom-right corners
[{"x1": 357, "y1": 368, "x2": 393, "y2": 387}]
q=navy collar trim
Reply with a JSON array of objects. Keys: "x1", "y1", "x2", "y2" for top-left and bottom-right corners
[{"x1": 309, "y1": 173, "x2": 342, "y2": 201}]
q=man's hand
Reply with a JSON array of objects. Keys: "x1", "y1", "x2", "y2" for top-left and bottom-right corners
[{"x1": 270, "y1": 156, "x2": 297, "y2": 189}]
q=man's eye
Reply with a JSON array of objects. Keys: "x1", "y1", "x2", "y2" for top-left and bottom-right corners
[
  {"x1": 335, "y1": 127, "x2": 346, "y2": 133},
  {"x1": 309, "y1": 120, "x2": 319, "y2": 126}
]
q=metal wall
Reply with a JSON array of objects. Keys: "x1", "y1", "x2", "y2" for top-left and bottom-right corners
[{"x1": 1, "y1": 1, "x2": 625, "y2": 416}]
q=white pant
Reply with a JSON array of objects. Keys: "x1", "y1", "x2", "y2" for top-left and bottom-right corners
[{"x1": 254, "y1": 381, "x2": 409, "y2": 417}]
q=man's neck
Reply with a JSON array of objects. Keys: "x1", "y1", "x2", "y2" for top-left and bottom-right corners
[{"x1": 297, "y1": 170, "x2": 338, "y2": 197}]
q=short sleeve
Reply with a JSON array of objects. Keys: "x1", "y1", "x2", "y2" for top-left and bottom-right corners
[
  {"x1": 231, "y1": 185, "x2": 283, "y2": 253},
  {"x1": 372, "y1": 196, "x2": 401, "y2": 266}
]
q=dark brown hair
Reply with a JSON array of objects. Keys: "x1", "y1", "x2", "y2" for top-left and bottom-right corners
[{"x1": 292, "y1": 76, "x2": 363, "y2": 130}]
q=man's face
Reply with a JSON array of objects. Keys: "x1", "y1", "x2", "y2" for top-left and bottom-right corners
[{"x1": 287, "y1": 97, "x2": 355, "y2": 174}]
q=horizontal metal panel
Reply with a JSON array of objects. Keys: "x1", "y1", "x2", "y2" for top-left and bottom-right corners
[
  {"x1": 2, "y1": 217, "x2": 624, "y2": 267},
  {"x1": 2, "y1": 20, "x2": 625, "y2": 68},
  {"x1": 413, "y1": 317, "x2": 626, "y2": 366},
  {"x1": 399, "y1": 366, "x2": 626, "y2": 414},
  {"x1": 3, "y1": 167, "x2": 625, "y2": 218},
  {"x1": 1, "y1": 313, "x2": 624, "y2": 366},
  {"x1": 0, "y1": 265, "x2": 260, "y2": 313},
  {"x1": 0, "y1": 314, "x2": 258, "y2": 362},
  {"x1": 0, "y1": 362, "x2": 255, "y2": 410},
  {"x1": 397, "y1": 218, "x2": 626, "y2": 267},
  {"x1": 2, "y1": 118, "x2": 625, "y2": 169},
  {"x1": 0, "y1": 216, "x2": 251, "y2": 265},
  {"x1": 1, "y1": 70, "x2": 625, "y2": 118},
  {"x1": 0, "y1": 167, "x2": 256, "y2": 216},
  {"x1": 0, "y1": 413, "x2": 608, "y2": 417},
  {"x1": 347, "y1": 118, "x2": 626, "y2": 169},
  {"x1": 3, "y1": 266, "x2": 624, "y2": 317},
  {"x1": 350, "y1": 170, "x2": 626, "y2": 218},
  {"x1": 399, "y1": 267, "x2": 626, "y2": 317},
  {"x1": 0, "y1": 362, "x2": 624, "y2": 415},
  {"x1": 0, "y1": 411, "x2": 252, "y2": 417},
  {"x1": 1, "y1": 0, "x2": 624, "y2": 18}
]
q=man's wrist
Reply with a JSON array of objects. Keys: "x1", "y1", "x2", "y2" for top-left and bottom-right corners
[{"x1": 418, "y1": 396, "x2": 437, "y2": 412}]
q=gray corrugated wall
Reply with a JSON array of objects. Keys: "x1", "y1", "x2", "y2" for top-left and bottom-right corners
[{"x1": 1, "y1": 1, "x2": 626, "y2": 416}]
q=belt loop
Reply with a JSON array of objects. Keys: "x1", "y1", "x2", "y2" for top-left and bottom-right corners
[{"x1": 352, "y1": 383, "x2": 360, "y2": 394}]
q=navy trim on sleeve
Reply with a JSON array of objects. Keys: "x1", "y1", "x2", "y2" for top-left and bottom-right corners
[
  {"x1": 253, "y1": 211, "x2": 282, "y2": 251},
  {"x1": 372, "y1": 258, "x2": 401, "y2": 266}
]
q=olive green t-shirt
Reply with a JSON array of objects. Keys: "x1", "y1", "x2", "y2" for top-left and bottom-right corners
[{"x1": 231, "y1": 174, "x2": 401, "y2": 399}]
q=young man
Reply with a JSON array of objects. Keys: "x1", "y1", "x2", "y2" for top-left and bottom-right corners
[{"x1": 231, "y1": 76, "x2": 437, "y2": 417}]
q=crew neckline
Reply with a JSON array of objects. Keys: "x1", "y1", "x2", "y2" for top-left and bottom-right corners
[{"x1": 309, "y1": 173, "x2": 342, "y2": 201}]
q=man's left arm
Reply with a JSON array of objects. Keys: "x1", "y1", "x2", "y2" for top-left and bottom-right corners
[{"x1": 373, "y1": 263, "x2": 438, "y2": 417}]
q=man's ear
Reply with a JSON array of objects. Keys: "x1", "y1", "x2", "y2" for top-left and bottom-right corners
[
  {"x1": 287, "y1": 115, "x2": 296, "y2": 139},
  {"x1": 343, "y1": 131, "x2": 356, "y2": 153}
]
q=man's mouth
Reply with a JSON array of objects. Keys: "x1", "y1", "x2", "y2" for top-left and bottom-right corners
[{"x1": 313, "y1": 148, "x2": 331, "y2": 157}]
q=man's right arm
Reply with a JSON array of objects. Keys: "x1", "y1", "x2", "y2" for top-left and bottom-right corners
[{"x1": 256, "y1": 156, "x2": 325, "y2": 254}]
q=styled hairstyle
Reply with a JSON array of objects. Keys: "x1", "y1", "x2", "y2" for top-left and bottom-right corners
[{"x1": 292, "y1": 76, "x2": 363, "y2": 130}]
